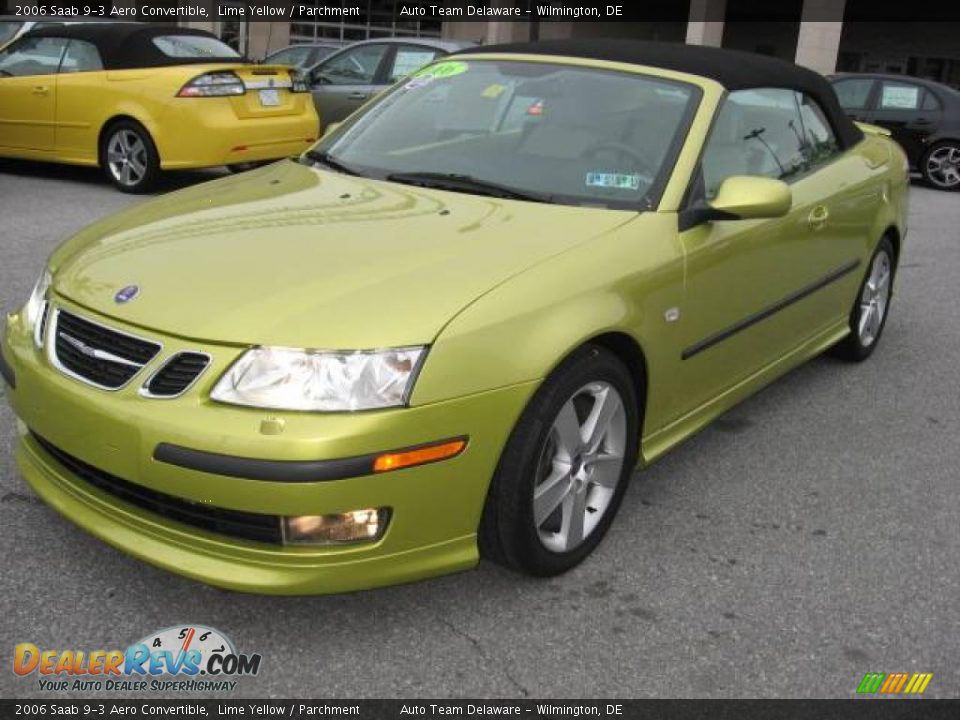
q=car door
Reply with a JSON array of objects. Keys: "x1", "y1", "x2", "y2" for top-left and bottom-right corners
[
  {"x1": 673, "y1": 88, "x2": 872, "y2": 418},
  {"x1": 54, "y1": 38, "x2": 106, "y2": 162},
  {"x1": 863, "y1": 79, "x2": 942, "y2": 164},
  {"x1": 309, "y1": 43, "x2": 391, "y2": 123},
  {"x1": 0, "y1": 35, "x2": 68, "y2": 151}
]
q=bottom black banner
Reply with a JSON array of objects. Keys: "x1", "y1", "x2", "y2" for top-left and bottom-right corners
[{"x1": 2, "y1": 700, "x2": 959, "y2": 720}]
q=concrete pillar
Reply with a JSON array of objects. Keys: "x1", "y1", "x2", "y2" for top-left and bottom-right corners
[
  {"x1": 686, "y1": 0, "x2": 726, "y2": 47},
  {"x1": 248, "y1": 22, "x2": 290, "y2": 59},
  {"x1": 794, "y1": 0, "x2": 846, "y2": 75}
]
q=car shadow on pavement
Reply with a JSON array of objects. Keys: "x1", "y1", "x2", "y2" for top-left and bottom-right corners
[{"x1": 0, "y1": 157, "x2": 227, "y2": 194}]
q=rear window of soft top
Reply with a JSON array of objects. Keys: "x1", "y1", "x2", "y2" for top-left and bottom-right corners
[{"x1": 152, "y1": 35, "x2": 240, "y2": 59}]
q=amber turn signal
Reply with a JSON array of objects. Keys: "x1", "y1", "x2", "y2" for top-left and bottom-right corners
[{"x1": 373, "y1": 438, "x2": 467, "y2": 473}]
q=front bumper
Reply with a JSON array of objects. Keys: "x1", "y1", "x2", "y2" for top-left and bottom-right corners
[{"x1": 2, "y1": 299, "x2": 535, "y2": 594}]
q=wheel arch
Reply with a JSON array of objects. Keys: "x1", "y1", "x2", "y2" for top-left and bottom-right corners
[
  {"x1": 580, "y1": 331, "x2": 649, "y2": 431},
  {"x1": 97, "y1": 114, "x2": 157, "y2": 165},
  {"x1": 883, "y1": 224, "x2": 901, "y2": 266}
]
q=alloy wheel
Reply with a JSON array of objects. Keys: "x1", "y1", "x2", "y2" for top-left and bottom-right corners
[
  {"x1": 107, "y1": 129, "x2": 148, "y2": 188},
  {"x1": 858, "y1": 249, "x2": 892, "y2": 347},
  {"x1": 533, "y1": 381, "x2": 627, "y2": 553},
  {"x1": 925, "y1": 144, "x2": 960, "y2": 189}
]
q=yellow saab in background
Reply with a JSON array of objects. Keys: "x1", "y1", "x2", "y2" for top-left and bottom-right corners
[{"x1": 0, "y1": 23, "x2": 320, "y2": 192}]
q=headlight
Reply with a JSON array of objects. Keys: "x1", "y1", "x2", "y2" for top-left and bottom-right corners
[
  {"x1": 210, "y1": 346, "x2": 426, "y2": 412},
  {"x1": 23, "y1": 269, "x2": 52, "y2": 347}
]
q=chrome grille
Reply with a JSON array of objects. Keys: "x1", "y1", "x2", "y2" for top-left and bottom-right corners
[{"x1": 52, "y1": 309, "x2": 161, "y2": 390}]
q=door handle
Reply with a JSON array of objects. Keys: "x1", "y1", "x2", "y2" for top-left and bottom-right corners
[
  {"x1": 32, "y1": 85, "x2": 50, "y2": 95},
  {"x1": 913, "y1": 117, "x2": 933, "y2": 126},
  {"x1": 808, "y1": 205, "x2": 829, "y2": 230},
  {"x1": 348, "y1": 91, "x2": 368, "y2": 100}
]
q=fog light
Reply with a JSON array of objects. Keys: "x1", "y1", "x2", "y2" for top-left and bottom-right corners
[{"x1": 282, "y1": 507, "x2": 390, "y2": 545}]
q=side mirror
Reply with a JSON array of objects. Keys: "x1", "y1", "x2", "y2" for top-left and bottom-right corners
[
  {"x1": 708, "y1": 176, "x2": 792, "y2": 220},
  {"x1": 322, "y1": 121, "x2": 341, "y2": 137}
]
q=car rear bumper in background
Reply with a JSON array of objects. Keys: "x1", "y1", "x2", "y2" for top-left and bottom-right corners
[
  {"x1": 2, "y1": 301, "x2": 536, "y2": 594},
  {"x1": 156, "y1": 98, "x2": 320, "y2": 169}
]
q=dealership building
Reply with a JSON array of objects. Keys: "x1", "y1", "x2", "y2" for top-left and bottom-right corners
[{"x1": 194, "y1": 0, "x2": 958, "y2": 88}]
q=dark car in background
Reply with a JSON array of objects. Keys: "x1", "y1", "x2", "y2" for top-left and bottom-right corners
[
  {"x1": 307, "y1": 37, "x2": 473, "y2": 124},
  {"x1": 263, "y1": 42, "x2": 340, "y2": 69},
  {"x1": 830, "y1": 73, "x2": 960, "y2": 190}
]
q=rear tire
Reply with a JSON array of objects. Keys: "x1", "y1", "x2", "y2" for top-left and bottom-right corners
[
  {"x1": 830, "y1": 236, "x2": 895, "y2": 362},
  {"x1": 480, "y1": 345, "x2": 640, "y2": 576},
  {"x1": 920, "y1": 140, "x2": 960, "y2": 191},
  {"x1": 100, "y1": 120, "x2": 161, "y2": 193}
]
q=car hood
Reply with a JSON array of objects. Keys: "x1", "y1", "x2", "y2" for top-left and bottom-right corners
[{"x1": 51, "y1": 161, "x2": 636, "y2": 349}]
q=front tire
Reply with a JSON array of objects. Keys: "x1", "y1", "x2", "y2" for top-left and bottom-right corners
[
  {"x1": 921, "y1": 141, "x2": 960, "y2": 191},
  {"x1": 830, "y1": 236, "x2": 895, "y2": 362},
  {"x1": 480, "y1": 345, "x2": 640, "y2": 576},
  {"x1": 100, "y1": 121, "x2": 161, "y2": 193}
]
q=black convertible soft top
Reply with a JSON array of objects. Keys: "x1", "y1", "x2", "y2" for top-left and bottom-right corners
[
  {"x1": 22, "y1": 23, "x2": 245, "y2": 70},
  {"x1": 460, "y1": 39, "x2": 863, "y2": 149}
]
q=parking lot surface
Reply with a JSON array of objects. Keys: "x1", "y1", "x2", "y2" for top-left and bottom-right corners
[{"x1": 1, "y1": 159, "x2": 958, "y2": 699}]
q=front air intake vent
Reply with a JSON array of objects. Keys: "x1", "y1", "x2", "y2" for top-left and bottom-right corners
[
  {"x1": 32, "y1": 433, "x2": 283, "y2": 545},
  {"x1": 143, "y1": 352, "x2": 211, "y2": 398}
]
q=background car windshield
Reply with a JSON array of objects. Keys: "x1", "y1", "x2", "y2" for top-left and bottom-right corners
[
  {"x1": 324, "y1": 59, "x2": 697, "y2": 207},
  {"x1": 152, "y1": 35, "x2": 240, "y2": 59},
  {"x1": 267, "y1": 46, "x2": 312, "y2": 66}
]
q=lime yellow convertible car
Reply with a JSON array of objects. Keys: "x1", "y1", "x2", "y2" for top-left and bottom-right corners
[
  {"x1": 1, "y1": 40, "x2": 908, "y2": 594},
  {"x1": 0, "y1": 23, "x2": 319, "y2": 192}
]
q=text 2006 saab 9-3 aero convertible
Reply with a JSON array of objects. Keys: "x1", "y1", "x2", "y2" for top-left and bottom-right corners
[{"x1": 1, "y1": 40, "x2": 907, "y2": 594}]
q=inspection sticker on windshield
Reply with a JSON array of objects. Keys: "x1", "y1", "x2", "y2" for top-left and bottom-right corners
[{"x1": 586, "y1": 172, "x2": 641, "y2": 190}]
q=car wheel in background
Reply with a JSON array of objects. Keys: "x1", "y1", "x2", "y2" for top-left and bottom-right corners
[
  {"x1": 921, "y1": 141, "x2": 960, "y2": 191},
  {"x1": 830, "y1": 236, "x2": 896, "y2": 362},
  {"x1": 480, "y1": 345, "x2": 640, "y2": 576},
  {"x1": 100, "y1": 120, "x2": 161, "y2": 194}
]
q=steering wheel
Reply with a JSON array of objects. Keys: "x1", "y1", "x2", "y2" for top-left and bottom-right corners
[{"x1": 580, "y1": 141, "x2": 650, "y2": 171}]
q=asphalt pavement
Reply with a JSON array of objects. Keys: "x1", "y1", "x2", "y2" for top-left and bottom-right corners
[{"x1": 1, "y1": 158, "x2": 958, "y2": 699}]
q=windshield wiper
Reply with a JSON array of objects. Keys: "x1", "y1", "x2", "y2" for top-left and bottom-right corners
[
  {"x1": 303, "y1": 149, "x2": 361, "y2": 176},
  {"x1": 385, "y1": 172, "x2": 554, "y2": 204}
]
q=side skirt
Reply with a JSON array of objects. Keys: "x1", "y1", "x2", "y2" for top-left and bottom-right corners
[{"x1": 639, "y1": 318, "x2": 850, "y2": 466}]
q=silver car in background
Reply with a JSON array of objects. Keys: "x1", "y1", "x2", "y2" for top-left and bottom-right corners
[{"x1": 307, "y1": 37, "x2": 474, "y2": 123}]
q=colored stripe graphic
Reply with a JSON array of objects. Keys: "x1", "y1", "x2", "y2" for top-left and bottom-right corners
[
  {"x1": 857, "y1": 673, "x2": 886, "y2": 693},
  {"x1": 879, "y1": 673, "x2": 899, "y2": 693},
  {"x1": 858, "y1": 672, "x2": 932, "y2": 695}
]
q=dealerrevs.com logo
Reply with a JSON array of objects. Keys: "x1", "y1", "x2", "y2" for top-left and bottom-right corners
[{"x1": 13, "y1": 625, "x2": 262, "y2": 693}]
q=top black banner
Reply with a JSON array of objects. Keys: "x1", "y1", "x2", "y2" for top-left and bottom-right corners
[
  {"x1": 3, "y1": 0, "x2": 960, "y2": 22},
  {"x1": 2, "y1": 700, "x2": 960, "y2": 720}
]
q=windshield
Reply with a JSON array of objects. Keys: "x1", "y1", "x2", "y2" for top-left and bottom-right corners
[
  {"x1": 0, "y1": 21, "x2": 24, "y2": 46},
  {"x1": 316, "y1": 58, "x2": 698, "y2": 208}
]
